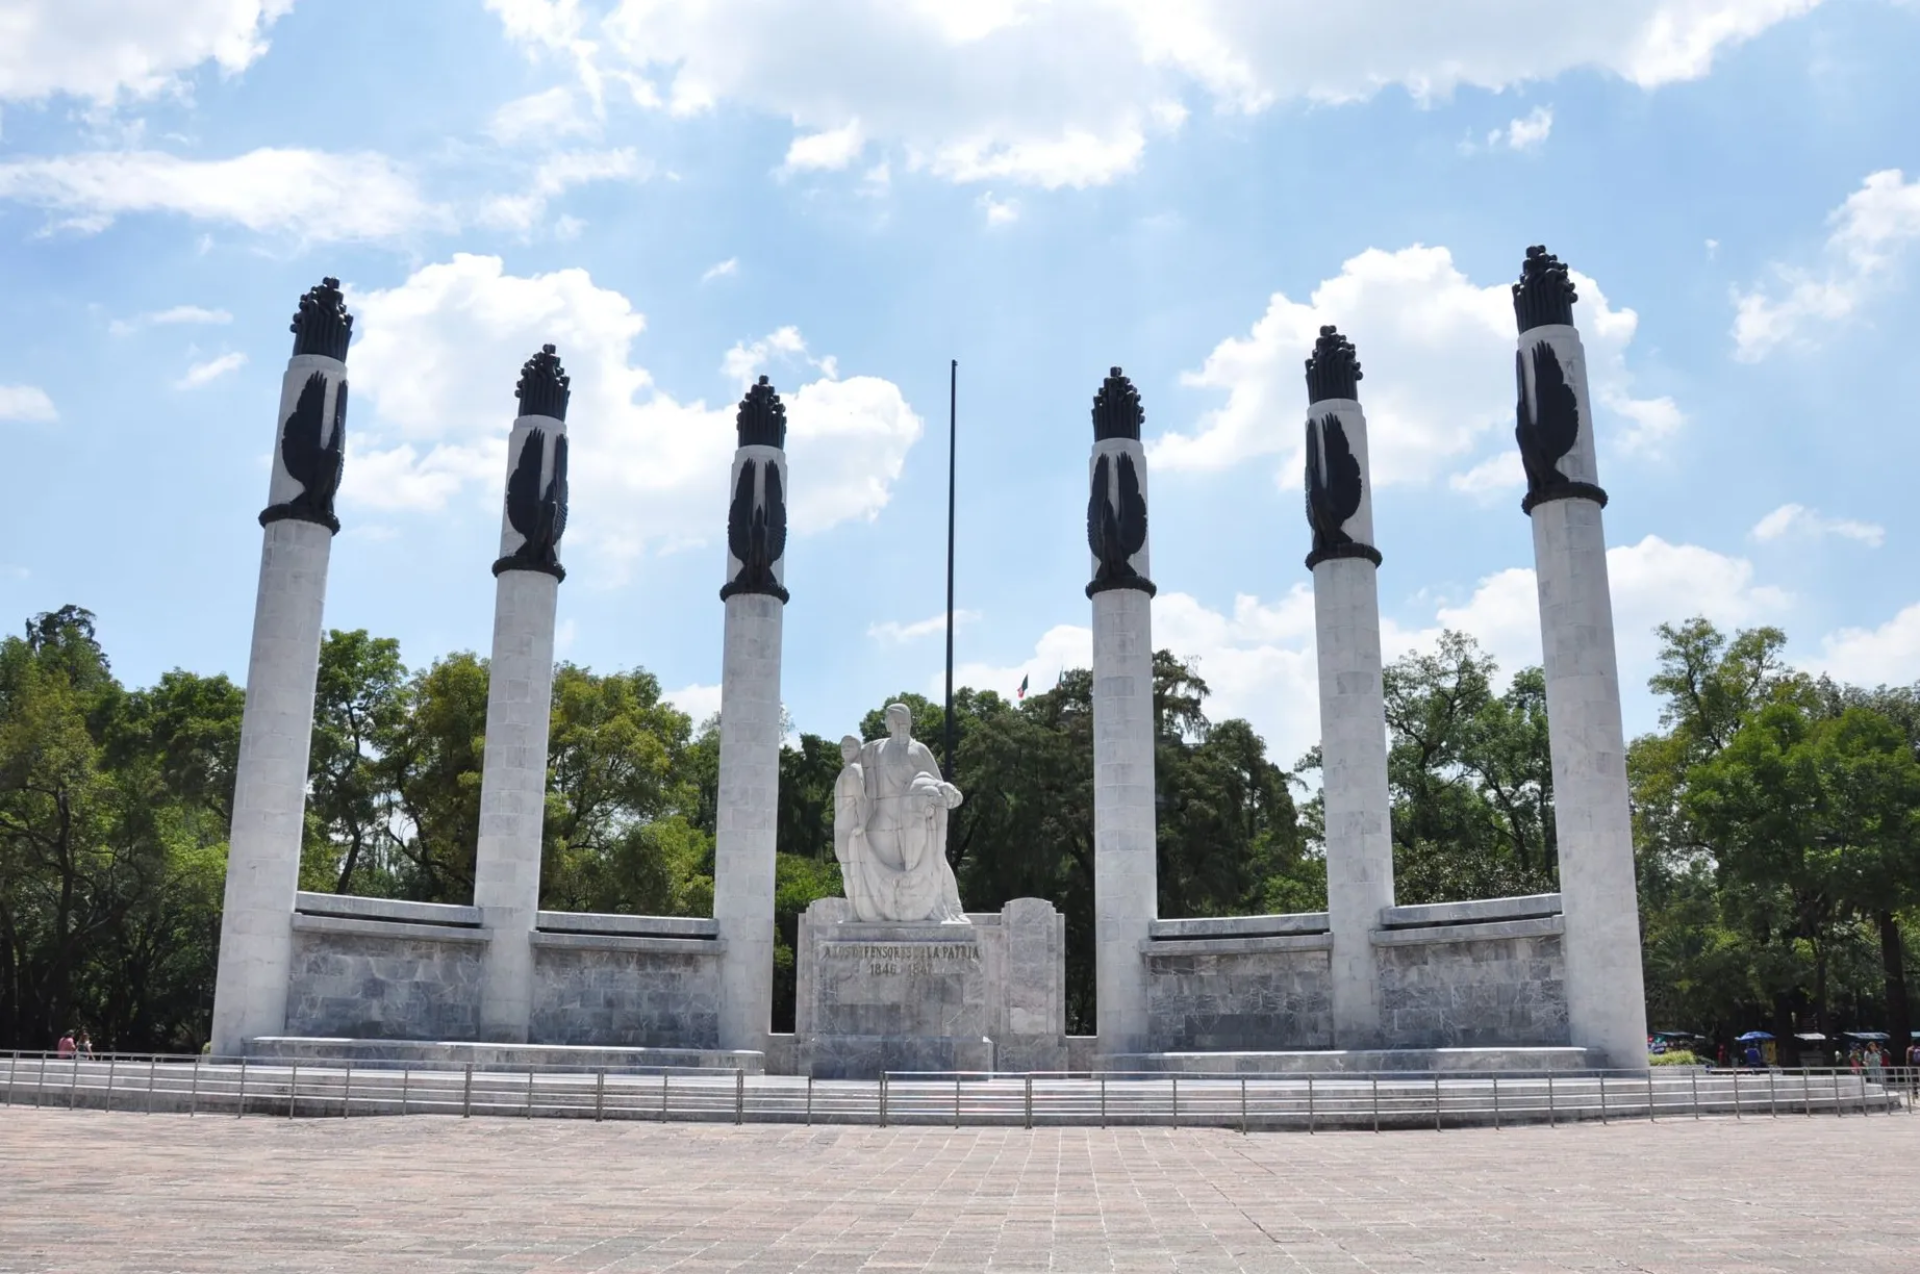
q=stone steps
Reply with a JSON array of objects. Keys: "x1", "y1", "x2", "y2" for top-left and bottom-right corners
[{"x1": 246, "y1": 1036, "x2": 764, "y2": 1074}]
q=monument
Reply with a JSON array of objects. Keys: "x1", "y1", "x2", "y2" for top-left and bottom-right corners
[
  {"x1": 473, "y1": 345, "x2": 572, "y2": 1043},
  {"x1": 1510, "y1": 246, "x2": 1650, "y2": 1069},
  {"x1": 1304, "y1": 326, "x2": 1395, "y2": 1050},
  {"x1": 210, "y1": 278, "x2": 351, "y2": 1059},
  {"x1": 797, "y1": 705, "x2": 1067, "y2": 1076}
]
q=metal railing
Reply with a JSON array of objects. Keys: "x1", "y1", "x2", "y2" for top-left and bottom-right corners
[{"x1": 2, "y1": 1052, "x2": 1911, "y2": 1130}]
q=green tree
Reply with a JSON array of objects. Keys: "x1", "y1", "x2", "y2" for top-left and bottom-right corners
[{"x1": 308, "y1": 629, "x2": 409, "y2": 895}]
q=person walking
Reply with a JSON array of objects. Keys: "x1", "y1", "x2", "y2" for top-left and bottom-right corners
[
  {"x1": 55, "y1": 1031, "x2": 75, "y2": 1059},
  {"x1": 1864, "y1": 1043, "x2": 1885, "y2": 1084},
  {"x1": 76, "y1": 1031, "x2": 93, "y2": 1060}
]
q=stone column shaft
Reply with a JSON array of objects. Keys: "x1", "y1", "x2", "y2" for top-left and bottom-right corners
[
  {"x1": 210, "y1": 279, "x2": 352, "y2": 1058},
  {"x1": 1085, "y1": 368, "x2": 1157, "y2": 1056},
  {"x1": 714, "y1": 378, "x2": 789, "y2": 1054},
  {"x1": 1512, "y1": 248, "x2": 1649, "y2": 1070},
  {"x1": 473, "y1": 346, "x2": 571, "y2": 1043}
]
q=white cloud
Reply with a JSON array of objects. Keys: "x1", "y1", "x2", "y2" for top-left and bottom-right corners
[
  {"x1": 108, "y1": 304, "x2": 232, "y2": 334},
  {"x1": 664, "y1": 681, "x2": 722, "y2": 725},
  {"x1": 959, "y1": 535, "x2": 1791, "y2": 765},
  {"x1": 0, "y1": 0, "x2": 294, "y2": 103},
  {"x1": 1152, "y1": 245, "x2": 1682, "y2": 488},
  {"x1": 781, "y1": 119, "x2": 865, "y2": 173},
  {"x1": 978, "y1": 191, "x2": 1019, "y2": 226},
  {"x1": 1749, "y1": 502, "x2": 1885, "y2": 547},
  {"x1": 1449, "y1": 452, "x2": 1524, "y2": 503},
  {"x1": 1809, "y1": 603, "x2": 1920, "y2": 687},
  {"x1": 173, "y1": 351, "x2": 247, "y2": 389},
  {"x1": 700, "y1": 257, "x2": 738, "y2": 283},
  {"x1": 1732, "y1": 169, "x2": 1920, "y2": 360},
  {"x1": 488, "y1": 86, "x2": 596, "y2": 145},
  {"x1": 870, "y1": 610, "x2": 981, "y2": 645},
  {"x1": 477, "y1": 147, "x2": 645, "y2": 232},
  {"x1": 1488, "y1": 105, "x2": 1554, "y2": 152},
  {"x1": 0, "y1": 385, "x2": 58, "y2": 423},
  {"x1": 0, "y1": 148, "x2": 447, "y2": 242},
  {"x1": 342, "y1": 255, "x2": 922, "y2": 569},
  {"x1": 487, "y1": 0, "x2": 1833, "y2": 189}
]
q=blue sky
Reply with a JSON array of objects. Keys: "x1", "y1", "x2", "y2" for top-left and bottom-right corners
[{"x1": 2, "y1": 0, "x2": 1917, "y2": 766}]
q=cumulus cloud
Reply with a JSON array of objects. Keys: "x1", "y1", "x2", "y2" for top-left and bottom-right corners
[
  {"x1": 0, "y1": 0, "x2": 294, "y2": 103},
  {"x1": 663, "y1": 681, "x2": 722, "y2": 726},
  {"x1": 0, "y1": 148, "x2": 448, "y2": 242},
  {"x1": 173, "y1": 351, "x2": 247, "y2": 389},
  {"x1": 1489, "y1": 105, "x2": 1554, "y2": 152},
  {"x1": 1808, "y1": 603, "x2": 1920, "y2": 687},
  {"x1": 781, "y1": 119, "x2": 865, "y2": 173},
  {"x1": 957, "y1": 535, "x2": 1791, "y2": 766},
  {"x1": 0, "y1": 385, "x2": 58, "y2": 423},
  {"x1": 1152, "y1": 245, "x2": 1682, "y2": 489},
  {"x1": 1733, "y1": 169, "x2": 1920, "y2": 360},
  {"x1": 479, "y1": 0, "x2": 1826, "y2": 188},
  {"x1": 1749, "y1": 502, "x2": 1885, "y2": 547},
  {"x1": 700, "y1": 257, "x2": 738, "y2": 283},
  {"x1": 978, "y1": 192, "x2": 1019, "y2": 226},
  {"x1": 108, "y1": 304, "x2": 232, "y2": 334},
  {"x1": 488, "y1": 86, "x2": 597, "y2": 145},
  {"x1": 341, "y1": 254, "x2": 922, "y2": 571}
]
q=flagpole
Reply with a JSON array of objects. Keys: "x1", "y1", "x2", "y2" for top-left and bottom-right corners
[{"x1": 943, "y1": 358, "x2": 958, "y2": 780}]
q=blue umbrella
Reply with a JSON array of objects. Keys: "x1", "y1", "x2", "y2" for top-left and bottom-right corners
[{"x1": 1735, "y1": 1031, "x2": 1774, "y2": 1042}]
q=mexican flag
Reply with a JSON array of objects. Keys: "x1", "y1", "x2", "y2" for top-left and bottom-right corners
[{"x1": 1016, "y1": 673, "x2": 1029, "y2": 701}]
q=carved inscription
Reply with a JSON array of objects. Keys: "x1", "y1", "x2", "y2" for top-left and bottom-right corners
[{"x1": 822, "y1": 942, "x2": 978, "y2": 978}]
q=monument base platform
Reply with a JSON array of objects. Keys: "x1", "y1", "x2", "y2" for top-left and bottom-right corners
[
  {"x1": 1105, "y1": 1046, "x2": 1595, "y2": 1074},
  {"x1": 247, "y1": 1036, "x2": 764, "y2": 1074},
  {"x1": 796, "y1": 897, "x2": 1068, "y2": 1080}
]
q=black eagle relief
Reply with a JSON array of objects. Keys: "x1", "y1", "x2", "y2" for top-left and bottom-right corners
[
  {"x1": 1086, "y1": 451, "x2": 1154, "y2": 598},
  {"x1": 260, "y1": 370, "x2": 345, "y2": 533},
  {"x1": 1304, "y1": 412, "x2": 1371, "y2": 568},
  {"x1": 493, "y1": 428, "x2": 568, "y2": 580},
  {"x1": 1514, "y1": 340, "x2": 1605, "y2": 513},
  {"x1": 721, "y1": 458, "x2": 789, "y2": 602}
]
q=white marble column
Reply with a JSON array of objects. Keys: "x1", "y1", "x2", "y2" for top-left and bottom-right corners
[
  {"x1": 1086, "y1": 368, "x2": 1157, "y2": 1056},
  {"x1": 1303, "y1": 327, "x2": 1395, "y2": 1049},
  {"x1": 714, "y1": 377, "x2": 790, "y2": 1053},
  {"x1": 211, "y1": 279, "x2": 352, "y2": 1057},
  {"x1": 474, "y1": 346, "x2": 571, "y2": 1043},
  {"x1": 1512, "y1": 246, "x2": 1650, "y2": 1071}
]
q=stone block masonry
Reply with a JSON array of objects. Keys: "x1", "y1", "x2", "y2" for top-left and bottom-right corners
[
  {"x1": 285, "y1": 923, "x2": 484, "y2": 1041},
  {"x1": 529, "y1": 938, "x2": 724, "y2": 1049}
]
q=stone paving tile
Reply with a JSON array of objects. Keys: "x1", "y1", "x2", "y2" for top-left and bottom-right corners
[{"x1": 0, "y1": 1110, "x2": 1914, "y2": 1272}]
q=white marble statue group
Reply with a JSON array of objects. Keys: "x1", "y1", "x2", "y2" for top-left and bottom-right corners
[{"x1": 832, "y1": 703, "x2": 969, "y2": 924}]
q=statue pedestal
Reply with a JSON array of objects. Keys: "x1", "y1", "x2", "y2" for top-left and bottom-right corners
[{"x1": 796, "y1": 897, "x2": 1067, "y2": 1079}]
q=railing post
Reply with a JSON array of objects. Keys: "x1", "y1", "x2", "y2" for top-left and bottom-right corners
[
  {"x1": 735, "y1": 1069, "x2": 744, "y2": 1125},
  {"x1": 1647, "y1": 1071, "x2": 1655, "y2": 1122},
  {"x1": 1099, "y1": 1075, "x2": 1106, "y2": 1129},
  {"x1": 344, "y1": 1064, "x2": 354, "y2": 1118},
  {"x1": 1492, "y1": 1076, "x2": 1500, "y2": 1131},
  {"x1": 1240, "y1": 1077, "x2": 1247, "y2": 1135},
  {"x1": 1599, "y1": 1073, "x2": 1608, "y2": 1124},
  {"x1": 1547, "y1": 1071, "x2": 1555, "y2": 1128},
  {"x1": 594, "y1": 1070, "x2": 605, "y2": 1122},
  {"x1": 401, "y1": 1068, "x2": 410, "y2": 1116},
  {"x1": 525, "y1": 1069, "x2": 534, "y2": 1119},
  {"x1": 1833, "y1": 1069, "x2": 1840, "y2": 1118},
  {"x1": 1433, "y1": 1074, "x2": 1441, "y2": 1132},
  {"x1": 69, "y1": 1055, "x2": 79, "y2": 1110},
  {"x1": 1023, "y1": 1074, "x2": 1032, "y2": 1130},
  {"x1": 236, "y1": 1057, "x2": 248, "y2": 1118},
  {"x1": 1169, "y1": 1075, "x2": 1177, "y2": 1130},
  {"x1": 805, "y1": 1074, "x2": 813, "y2": 1126},
  {"x1": 1691, "y1": 1067, "x2": 1699, "y2": 1119},
  {"x1": 289, "y1": 1062, "x2": 299, "y2": 1118},
  {"x1": 660, "y1": 1072, "x2": 669, "y2": 1122},
  {"x1": 954, "y1": 1076, "x2": 962, "y2": 1129},
  {"x1": 37, "y1": 1054, "x2": 48, "y2": 1108},
  {"x1": 3, "y1": 1051, "x2": 14, "y2": 1107},
  {"x1": 1769, "y1": 1068, "x2": 1777, "y2": 1118},
  {"x1": 1859, "y1": 1071, "x2": 1868, "y2": 1117},
  {"x1": 146, "y1": 1057, "x2": 156, "y2": 1114},
  {"x1": 1306, "y1": 1076, "x2": 1315, "y2": 1134},
  {"x1": 462, "y1": 1063, "x2": 473, "y2": 1118},
  {"x1": 105, "y1": 1054, "x2": 116, "y2": 1112},
  {"x1": 1371, "y1": 1076, "x2": 1379, "y2": 1132},
  {"x1": 189, "y1": 1056, "x2": 200, "y2": 1117},
  {"x1": 1732, "y1": 1068, "x2": 1740, "y2": 1120},
  {"x1": 880, "y1": 1074, "x2": 889, "y2": 1128}
]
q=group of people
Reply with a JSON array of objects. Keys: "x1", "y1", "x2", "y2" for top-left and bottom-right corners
[
  {"x1": 1843, "y1": 1041, "x2": 1914, "y2": 1078},
  {"x1": 54, "y1": 1030, "x2": 95, "y2": 1059}
]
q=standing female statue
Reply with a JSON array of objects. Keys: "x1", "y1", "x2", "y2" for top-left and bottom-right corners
[{"x1": 831, "y1": 704, "x2": 967, "y2": 923}]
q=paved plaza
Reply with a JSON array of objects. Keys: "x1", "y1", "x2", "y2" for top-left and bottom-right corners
[{"x1": 0, "y1": 1108, "x2": 1912, "y2": 1272}]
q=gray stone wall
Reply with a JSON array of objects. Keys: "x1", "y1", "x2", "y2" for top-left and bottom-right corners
[
  {"x1": 1145, "y1": 946, "x2": 1333, "y2": 1051},
  {"x1": 529, "y1": 942, "x2": 722, "y2": 1048},
  {"x1": 1376, "y1": 930, "x2": 1568, "y2": 1048},
  {"x1": 285, "y1": 927, "x2": 483, "y2": 1041}
]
